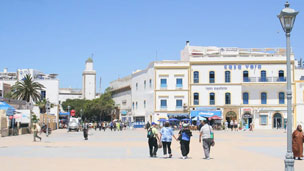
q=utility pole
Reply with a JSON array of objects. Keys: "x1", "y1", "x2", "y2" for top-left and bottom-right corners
[{"x1": 46, "y1": 100, "x2": 50, "y2": 137}]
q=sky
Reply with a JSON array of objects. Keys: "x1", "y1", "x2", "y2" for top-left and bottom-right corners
[{"x1": 0, "y1": 0, "x2": 303, "y2": 93}]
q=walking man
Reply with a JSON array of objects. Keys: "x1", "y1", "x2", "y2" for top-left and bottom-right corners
[
  {"x1": 147, "y1": 122, "x2": 160, "y2": 157},
  {"x1": 83, "y1": 122, "x2": 89, "y2": 140},
  {"x1": 199, "y1": 120, "x2": 213, "y2": 160},
  {"x1": 33, "y1": 123, "x2": 42, "y2": 142},
  {"x1": 224, "y1": 121, "x2": 228, "y2": 131}
]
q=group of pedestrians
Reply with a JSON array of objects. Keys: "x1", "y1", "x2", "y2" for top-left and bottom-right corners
[{"x1": 147, "y1": 120, "x2": 214, "y2": 159}]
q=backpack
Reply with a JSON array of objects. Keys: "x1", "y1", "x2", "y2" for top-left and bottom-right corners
[{"x1": 147, "y1": 128, "x2": 154, "y2": 139}]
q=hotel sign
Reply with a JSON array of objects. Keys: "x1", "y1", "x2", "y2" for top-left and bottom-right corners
[
  {"x1": 224, "y1": 64, "x2": 262, "y2": 70},
  {"x1": 205, "y1": 87, "x2": 228, "y2": 91}
]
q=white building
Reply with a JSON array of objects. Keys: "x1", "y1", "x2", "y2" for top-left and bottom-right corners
[
  {"x1": 110, "y1": 41, "x2": 304, "y2": 129},
  {"x1": 0, "y1": 68, "x2": 59, "y2": 121}
]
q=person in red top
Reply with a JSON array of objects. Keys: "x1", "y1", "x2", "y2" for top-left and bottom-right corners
[{"x1": 292, "y1": 125, "x2": 304, "y2": 160}]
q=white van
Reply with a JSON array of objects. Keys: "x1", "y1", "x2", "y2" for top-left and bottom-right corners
[{"x1": 68, "y1": 117, "x2": 80, "y2": 132}]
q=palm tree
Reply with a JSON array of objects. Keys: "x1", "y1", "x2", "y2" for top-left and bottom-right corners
[
  {"x1": 11, "y1": 74, "x2": 45, "y2": 102},
  {"x1": 11, "y1": 74, "x2": 45, "y2": 131}
]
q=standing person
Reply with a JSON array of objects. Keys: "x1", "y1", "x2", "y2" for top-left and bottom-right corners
[
  {"x1": 116, "y1": 122, "x2": 120, "y2": 131},
  {"x1": 292, "y1": 125, "x2": 304, "y2": 160},
  {"x1": 99, "y1": 122, "x2": 102, "y2": 131},
  {"x1": 33, "y1": 123, "x2": 42, "y2": 142},
  {"x1": 230, "y1": 120, "x2": 234, "y2": 131},
  {"x1": 145, "y1": 122, "x2": 150, "y2": 130},
  {"x1": 178, "y1": 123, "x2": 192, "y2": 159},
  {"x1": 102, "y1": 122, "x2": 106, "y2": 132},
  {"x1": 225, "y1": 121, "x2": 228, "y2": 131},
  {"x1": 234, "y1": 120, "x2": 238, "y2": 131},
  {"x1": 160, "y1": 121, "x2": 177, "y2": 158},
  {"x1": 110, "y1": 122, "x2": 113, "y2": 131},
  {"x1": 83, "y1": 122, "x2": 89, "y2": 140},
  {"x1": 147, "y1": 122, "x2": 160, "y2": 157},
  {"x1": 199, "y1": 120, "x2": 213, "y2": 160}
]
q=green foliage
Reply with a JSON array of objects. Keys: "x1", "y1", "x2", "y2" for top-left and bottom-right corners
[
  {"x1": 31, "y1": 114, "x2": 39, "y2": 123},
  {"x1": 61, "y1": 88, "x2": 115, "y2": 121},
  {"x1": 11, "y1": 74, "x2": 45, "y2": 102}
]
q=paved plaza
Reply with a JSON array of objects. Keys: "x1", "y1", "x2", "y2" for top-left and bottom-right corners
[{"x1": 0, "y1": 128, "x2": 304, "y2": 171}]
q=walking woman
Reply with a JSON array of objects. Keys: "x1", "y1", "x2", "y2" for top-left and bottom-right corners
[
  {"x1": 160, "y1": 121, "x2": 177, "y2": 158},
  {"x1": 177, "y1": 123, "x2": 192, "y2": 159},
  {"x1": 292, "y1": 125, "x2": 304, "y2": 160}
]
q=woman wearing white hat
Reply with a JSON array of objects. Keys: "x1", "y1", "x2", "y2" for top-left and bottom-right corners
[{"x1": 177, "y1": 123, "x2": 192, "y2": 159}]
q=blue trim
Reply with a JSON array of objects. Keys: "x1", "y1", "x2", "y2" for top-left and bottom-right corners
[{"x1": 190, "y1": 110, "x2": 222, "y2": 118}]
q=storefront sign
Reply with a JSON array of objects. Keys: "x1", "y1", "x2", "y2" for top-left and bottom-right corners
[
  {"x1": 224, "y1": 64, "x2": 262, "y2": 70},
  {"x1": 205, "y1": 87, "x2": 228, "y2": 91}
]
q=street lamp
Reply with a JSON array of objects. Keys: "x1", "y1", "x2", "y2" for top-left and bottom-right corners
[
  {"x1": 67, "y1": 105, "x2": 71, "y2": 126},
  {"x1": 277, "y1": 2, "x2": 299, "y2": 171}
]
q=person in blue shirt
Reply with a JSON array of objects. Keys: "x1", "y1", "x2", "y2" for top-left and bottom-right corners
[
  {"x1": 160, "y1": 121, "x2": 177, "y2": 158},
  {"x1": 177, "y1": 123, "x2": 192, "y2": 159}
]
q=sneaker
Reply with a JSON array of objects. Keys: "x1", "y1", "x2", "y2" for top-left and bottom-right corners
[
  {"x1": 164, "y1": 154, "x2": 168, "y2": 158},
  {"x1": 169, "y1": 154, "x2": 172, "y2": 158},
  {"x1": 182, "y1": 156, "x2": 187, "y2": 159}
]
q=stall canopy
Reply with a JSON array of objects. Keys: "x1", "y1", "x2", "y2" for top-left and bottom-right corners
[
  {"x1": 192, "y1": 116, "x2": 206, "y2": 121},
  {"x1": 158, "y1": 118, "x2": 167, "y2": 122},
  {"x1": 0, "y1": 102, "x2": 15, "y2": 116},
  {"x1": 59, "y1": 112, "x2": 69, "y2": 116},
  {"x1": 121, "y1": 110, "x2": 127, "y2": 115},
  {"x1": 190, "y1": 110, "x2": 222, "y2": 118},
  {"x1": 169, "y1": 118, "x2": 179, "y2": 122},
  {"x1": 209, "y1": 115, "x2": 222, "y2": 120}
]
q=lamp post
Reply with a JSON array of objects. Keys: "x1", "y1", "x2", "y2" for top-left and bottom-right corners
[
  {"x1": 277, "y1": 2, "x2": 299, "y2": 171},
  {"x1": 67, "y1": 105, "x2": 71, "y2": 127}
]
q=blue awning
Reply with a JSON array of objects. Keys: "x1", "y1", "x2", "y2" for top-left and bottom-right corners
[
  {"x1": 0, "y1": 102, "x2": 16, "y2": 116},
  {"x1": 190, "y1": 110, "x2": 222, "y2": 118},
  {"x1": 167, "y1": 113, "x2": 189, "y2": 118},
  {"x1": 121, "y1": 110, "x2": 127, "y2": 115},
  {"x1": 59, "y1": 112, "x2": 69, "y2": 116}
]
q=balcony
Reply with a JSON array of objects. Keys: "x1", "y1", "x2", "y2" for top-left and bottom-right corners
[{"x1": 243, "y1": 77, "x2": 286, "y2": 83}]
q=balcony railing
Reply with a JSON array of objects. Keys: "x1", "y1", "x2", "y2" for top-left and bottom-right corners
[{"x1": 243, "y1": 77, "x2": 286, "y2": 83}]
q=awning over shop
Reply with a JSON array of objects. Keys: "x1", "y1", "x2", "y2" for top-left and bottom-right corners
[
  {"x1": 121, "y1": 110, "x2": 127, "y2": 115},
  {"x1": 0, "y1": 102, "x2": 16, "y2": 116},
  {"x1": 59, "y1": 112, "x2": 69, "y2": 116},
  {"x1": 167, "y1": 113, "x2": 189, "y2": 118},
  {"x1": 190, "y1": 110, "x2": 222, "y2": 118}
]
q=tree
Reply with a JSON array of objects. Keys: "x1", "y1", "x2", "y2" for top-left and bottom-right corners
[
  {"x1": 11, "y1": 74, "x2": 45, "y2": 131},
  {"x1": 11, "y1": 74, "x2": 45, "y2": 102}
]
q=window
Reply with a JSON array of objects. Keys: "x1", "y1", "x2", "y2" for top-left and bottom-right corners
[
  {"x1": 144, "y1": 80, "x2": 146, "y2": 89},
  {"x1": 194, "y1": 93, "x2": 199, "y2": 105},
  {"x1": 261, "y1": 92, "x2": 267, "y2": 104},
  {"x1": 278, "y1": 70, "x2": 285, "y2": 81},
  {"x1": 209, "y1": 93, "x2": 215, "y2": 105},
  {"x1": 279, "y1": 92, "x2": 285, "y2": 104},
  {"x1": 144, "y1": 100, "x2": 146, "y2": 108},
  {"x1": 225, "y1": 92, "x2": 231, "y2": 104},
  {"x1": 260, "y1": 115, "x2": 268, "y2": 125},
  {"x1": 136, "y1": 102, "x2": 138, "y2": 109},
  {"x1": 243, "y1": 71, "x2": 249, "y2": 82},
  {"x1": 209, "y1": 71, "x2": 215, "y2": 83},
  {"x1": 136, "y1": 83, "x2": 138, "y2": 90},
  {"x1": 149, "y1": 79, "x2": 152, "y2": 88},
  {"x1": 160, "y1": 100, "x2": 167, "y2": 108},
  {"x1": 243, "y1": 92, "x2": 249, "y2": 104},
  {"x1": 225, "y1": 71, "x2": 231, "y2": 83},
  {"x1": 122, "y1": 100, "x2": 127, "y2": 106},
  {"x1": 160, "y1": 78, "x2": 167, "y2": 88},
  {"x1": 176, "y1": 78, "x2": 183, "y2": 88},
  {"x1": 193, "y1": 71, "x2": 199, "y2": 83},
  {"x1": 41, "y1": 90, "x2": 46, "y2": 100},
  {"x1": 176, "y1": 100, "x2": 183, "y2": 108},
  {"x1": 0, "y1": 90, "x2": 2, "y2": 97},
  {"x1": 132, "y1": 102, "x2": 134, "y2": 110},
  {"x1": 261, "y1": 70, "x2": 267, "y2": 82}
]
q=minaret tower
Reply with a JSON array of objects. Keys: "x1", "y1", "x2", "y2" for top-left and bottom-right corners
[{"x1": 82, "y1": 57, "x2": 96, "y2": 100}]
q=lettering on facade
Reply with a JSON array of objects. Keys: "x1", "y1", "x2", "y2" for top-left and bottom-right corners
[
  {"x1": 205, "y1": 87, "x2": 228, "y2": 91},
  {"x1": 224, "y1": 64, "x2": 262, "y2": 70}
]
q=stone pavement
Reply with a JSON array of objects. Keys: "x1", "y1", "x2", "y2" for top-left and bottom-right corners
[{"x1": 0, "y1": 128, "x2": 303, "y2": 171}]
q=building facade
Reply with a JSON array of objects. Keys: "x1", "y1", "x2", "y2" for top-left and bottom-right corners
[{"x1": 110, "y1": 42, "x2": 304, "y2": 129}]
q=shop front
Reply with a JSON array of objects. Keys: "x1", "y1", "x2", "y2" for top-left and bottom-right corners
[{"x1": 223, "y1": 108, "x2": 239, "y2": 128}]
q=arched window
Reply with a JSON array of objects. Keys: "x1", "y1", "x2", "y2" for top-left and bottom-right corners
[
  {"x1": 225, "y1": 92, "x2": 231, "y2": 104},
  {"x1": 225, "y1": 71, "x2": 231, "y2": 83},
  {"x1": 279, "y1": 92, "x2": 285, "y2": 104},
  {"x1": 243, "y1": 92, "x2": 249, "y2": 104},
  {"x1": 209, "y1": 71, "x2": 215, "y2": 83},
  {"x1": 243, "y1": 71, "x2": 249, "y2": 82},
  {"x1": 261, "y1": 92, "x2": 267, "y2": 104},
  {"x1": 194, "y1": 93, "x2": 199, "y2": 105},
  {"x1": 261, "y1": 70, "x2": 267, "y2": 82},
  {"x1": 194, "y1": 71, "x2": 199, "y2": 83},
  {"x1": 278, "y1": 70, "x2": 285, "y2": 81},
  {"x1": 210, "y1": 93, "x2": 215, "y2": 105}
]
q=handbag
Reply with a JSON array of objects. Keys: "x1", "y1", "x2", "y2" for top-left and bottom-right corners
[
  {"x1": 209, "y1": 125, "x2": 215, "y2": 147},
  {"x1": 158, "y1": 142, "x2": 163, "y2": 148}
]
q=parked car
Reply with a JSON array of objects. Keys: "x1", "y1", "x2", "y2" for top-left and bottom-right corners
[{"x1": 68, "y1": 118, "x2": 80, "y2": 132}]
